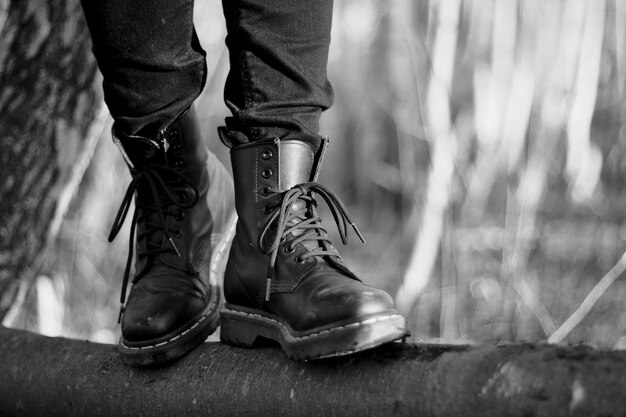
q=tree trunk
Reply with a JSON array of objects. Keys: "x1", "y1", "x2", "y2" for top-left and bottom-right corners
[
  {"x1": 0, "y1": 0, "x2": 101, "y2": 320},
  {"x1": 1, "y1": 326, "x2": 625, "y2": 417}
]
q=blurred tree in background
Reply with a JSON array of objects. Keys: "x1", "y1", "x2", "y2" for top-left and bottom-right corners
[
  {"x1": 4, "y1": 0, "x2": 626, "y2": 350},
  {"x1": 0, "y1": 0, "x2": 103, "y2": 326}
]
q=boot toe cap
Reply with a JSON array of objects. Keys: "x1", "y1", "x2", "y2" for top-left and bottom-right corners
[
  {"x1": 121, "y1": 288, "x2": 210, "y2": 344},
  {"x1": 277, "y1": 273, "x2": 398, "y2": 332}
]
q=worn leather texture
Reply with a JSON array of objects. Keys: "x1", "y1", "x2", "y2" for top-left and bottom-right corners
[
  {"x1": 115, "y1": 107, "x2": 215, "y2": 342},
  {"x1": 223, "y1": 137, "x2": 398, "y2": 332}
]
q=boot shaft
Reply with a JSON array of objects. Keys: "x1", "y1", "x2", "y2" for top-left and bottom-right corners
[
  {"x1": 111, "y1": 107, "x2": 214, "y2": 278},
  {"x1": 221, "y1": 130, "x2": 361, "y2": 308},
  {"x1": 221, "y1": 130, "x2": 328, "y2": 244}
]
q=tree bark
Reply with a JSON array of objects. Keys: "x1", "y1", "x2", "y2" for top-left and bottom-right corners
[
  {"x1": 1, "y1": 326, "x2": 625, "y2": 417},
  {"x1": 0, "y1": 0, "x2": 101, "y2": 320}
]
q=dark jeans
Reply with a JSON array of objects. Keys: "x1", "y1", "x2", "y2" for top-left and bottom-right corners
[{"x1": 80, "y1": 0, "x2": 334, "y2": 151}]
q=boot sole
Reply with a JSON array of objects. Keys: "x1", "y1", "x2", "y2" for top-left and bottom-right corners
[
  {"x1": 118, "y1": 295, "x2": 220, "y2": 367},
  {"x1": 220, "y1": 305, "x2": 409, "y2": 361}
]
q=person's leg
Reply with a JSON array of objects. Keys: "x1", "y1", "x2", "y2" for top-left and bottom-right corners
[
  {"x1": 80, "y1": 0, "x2": 219, "y2": 366},
  {"x1": 221, "y1": 0, "x2": 334, "y2": 152},
  {"x1": 219, "y1": 0, "x2": 409, "y2": 360},
  {"x1": 81, "y1": 0, "x2": 206, "y2": 136}
]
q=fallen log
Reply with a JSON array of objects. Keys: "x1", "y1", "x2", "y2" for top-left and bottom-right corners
[{"x1": 1, "y1": 326, "x2": 625, "y2": 416}]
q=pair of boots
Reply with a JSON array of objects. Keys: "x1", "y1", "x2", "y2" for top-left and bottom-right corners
[{"x1": 109, "y1": 107, "x2": 408, "y2": 366}]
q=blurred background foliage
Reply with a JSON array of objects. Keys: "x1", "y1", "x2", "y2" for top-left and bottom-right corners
[{"x1": 7, "y1": 0, "x2": 626, "y2": 349}]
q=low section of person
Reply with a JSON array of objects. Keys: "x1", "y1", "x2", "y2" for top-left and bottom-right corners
[
  {"x1": 107, "y1": 107, "x2": 220, "y2": 366},
  {"x1": 80, "y1": 0, "x2": 408, "y2": 366}
]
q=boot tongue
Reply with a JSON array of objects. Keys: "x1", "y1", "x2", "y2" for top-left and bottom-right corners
[
  {"x1": 278, "y1": 141, "x2": 324, "y2": 251},
  {"x1": 279, "y1": 141, "x2": 314, "y2": 189}
]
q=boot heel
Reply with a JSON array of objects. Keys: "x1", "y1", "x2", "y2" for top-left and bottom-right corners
[{"x1": 220, "y1": 308, "x2": 280, "y2": 348}]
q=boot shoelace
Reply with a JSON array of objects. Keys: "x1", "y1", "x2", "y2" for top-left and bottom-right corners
[
  {"x1": 258, "y1": 182, "x2": 365, "y2": 301},
  {"x1": 108, "y1": 165, "x2": 199, "y2": 321}
]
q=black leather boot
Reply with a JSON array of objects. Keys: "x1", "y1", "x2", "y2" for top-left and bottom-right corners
[
  {"x1": 108, "y1": 107, "x2": 219, "y2": 366},
  {"x1": 219, "y1": 130, "x2": 408, "y2": 360}
]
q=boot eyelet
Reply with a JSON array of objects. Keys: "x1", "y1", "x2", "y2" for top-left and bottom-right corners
[
  {"x1": 263, "y1": 205, "x2": 273, "y2": 214},
  {"x1": 175, "y1": 211, "x2": 185, "y2": 221},
  {"x1": 285, "y1": 246, "x2": 295, "y2": 254},
  {"x1": 172, "y1": 229, "x2": 182, "y2": 238},
  {"x1": 260, "y1": 186, "x2": 271, "y2": 196},
  {"x1": 261, "y1": 168, "x2": 273, "y2": 179},
  {"x1": 295, "y1": 256, "x2": 306, "y2": 264},
  {"x1": 261, "y1": 149, "x2": 273, "y2": 160}
]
